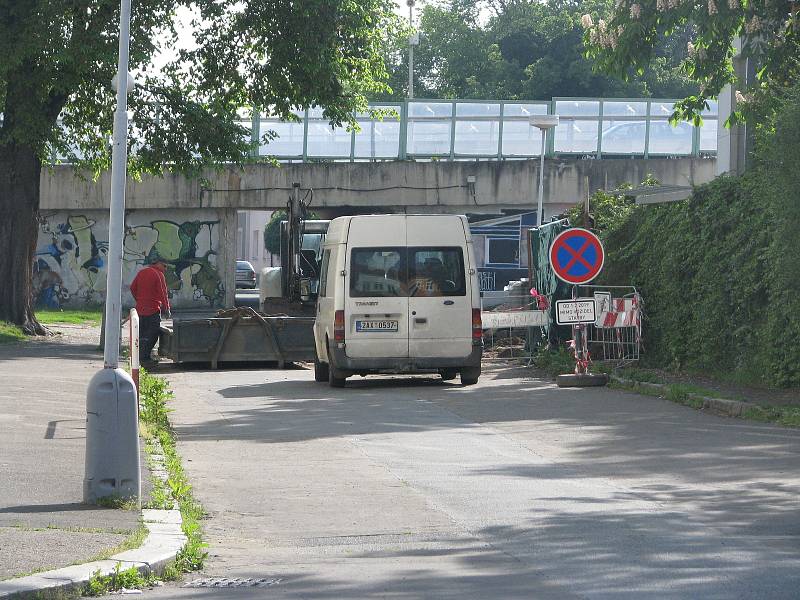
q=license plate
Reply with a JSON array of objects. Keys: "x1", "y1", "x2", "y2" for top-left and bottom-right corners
[{"x1": 356, "y1": 320, "x2": 399, "y2": 332}]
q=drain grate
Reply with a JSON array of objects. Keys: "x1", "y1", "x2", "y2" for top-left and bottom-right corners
[{"x1": 183, "y1": 577, "x2": 282, "y2": 588}]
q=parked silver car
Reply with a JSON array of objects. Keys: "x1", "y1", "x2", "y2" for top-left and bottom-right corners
[{"x1": 235, "y1": 260, "x2": 257, "y2": 289}]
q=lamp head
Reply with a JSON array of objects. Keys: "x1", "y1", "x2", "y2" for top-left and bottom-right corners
[
  {"x1": 111, "y1": 71, "x2": 135, "y2": 96},
  {"x1": 529, "y1": 115, "x2": 560, "y2": 130}
]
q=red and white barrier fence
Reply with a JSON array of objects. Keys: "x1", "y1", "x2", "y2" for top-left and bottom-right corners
[
  {"x1": 576, "y1": 286, "x2": 643, "y2": 367},
  {"x1": 597, "y1": 296, "x2": 641, "y2": 329}
]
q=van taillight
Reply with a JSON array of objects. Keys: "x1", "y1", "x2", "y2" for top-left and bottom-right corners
[
  {"x1": 334, "y1": 310, "x2": 346, "y2": 342},
  {"x1": 472, "y1": 309, "x2": 483, "y2": 341}
]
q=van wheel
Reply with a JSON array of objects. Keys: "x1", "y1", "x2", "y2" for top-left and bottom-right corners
[
  {"x1": 439, "y1": 369, "x2": 458, "y2": 382},
  {"x1": 460, "y1": 367, "x2": 480, "y2": 386},
  {"x1": 314, "y1": 358, "x2": 329, "y2": 383},
  {"x1": 327, "y1": 341, "x2": 347, "y2": 388},
  {"x1": 329, "y1": 366, "x2": 347, "y2": 388}
]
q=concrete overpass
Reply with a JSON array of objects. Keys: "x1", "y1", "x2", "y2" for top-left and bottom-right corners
[
  {"x1": 36, "y1": 156, "x2": 714, "y2": 312},
  {"x1": 41, "y1": 156, "x2": 715, "y2": 217},
  {"x1": 36, "y1": 94, "x2": 721, "y2": 311}
]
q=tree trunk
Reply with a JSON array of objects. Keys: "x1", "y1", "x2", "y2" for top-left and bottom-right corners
[{"x1": 0, "y1": 142, "x2": 48, "y2": 334}]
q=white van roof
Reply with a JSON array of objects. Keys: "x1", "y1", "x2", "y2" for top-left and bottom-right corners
[{"x1": 325, "y1": 214, "x2": 469, "y2": 246}]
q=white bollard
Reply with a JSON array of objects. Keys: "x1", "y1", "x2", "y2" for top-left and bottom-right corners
[
  {"x1": 84, "y1": 368, "x2": 141, "y2": 502},
  {"x1": 129, "y1": 308, "x2": 140, "y2": 402}
]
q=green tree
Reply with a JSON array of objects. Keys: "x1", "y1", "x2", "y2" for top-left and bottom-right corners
[
  {"x1": 0, "y1": 0, "x2": 397, "y2": 332},
  {"x1": 581, "y1": 0, "x2": 800, "y2": 122},
  {"x1": 263, "y1": 210, "x2": 286, "y2": 257},
  {"x1": 374, "y1": 0, "x2": 695, "y2": 101}
]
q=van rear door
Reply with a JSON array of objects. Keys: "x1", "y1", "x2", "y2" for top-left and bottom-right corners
[
  {"x1": 406, "y1": 216, "x2": 473, "y2": 360},
  {"x1": 345, "y1": 216, "x2": 409, "y2": 360}
]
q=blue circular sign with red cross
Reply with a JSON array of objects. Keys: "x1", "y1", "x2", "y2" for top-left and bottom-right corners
[{"x1": 549, "y1": 228, "x2": 605, "y2": 284}]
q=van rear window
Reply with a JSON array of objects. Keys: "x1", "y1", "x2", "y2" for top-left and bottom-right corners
[
  {"x1": 349, "y1": 248, "x2": 406, "y2": 297},
  {"x1": 349, "y1": 247, "x2": 466, "y2": 297},
  {"x1": 409, "y1": 248, "x2": 466, "y2": 297}
]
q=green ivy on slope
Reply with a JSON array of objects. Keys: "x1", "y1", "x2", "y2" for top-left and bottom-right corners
[{"x1": 596, "y1": 85, "x2": 800, "y2": 388}]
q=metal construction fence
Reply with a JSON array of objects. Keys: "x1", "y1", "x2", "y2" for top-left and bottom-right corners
[
  {"x1": 578, "y1": 285, "x2": 642, "y2": 368},
  {"x1": 480, "y1": 284, "x2": 643, "y2": 367},
  {"x1": 480, "y1": 287, "x2": 545, "y2": 361}
]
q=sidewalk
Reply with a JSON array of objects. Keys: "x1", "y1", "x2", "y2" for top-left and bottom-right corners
[{"x1": 0, "y1": 325, "x2": 145, "y2": 582}]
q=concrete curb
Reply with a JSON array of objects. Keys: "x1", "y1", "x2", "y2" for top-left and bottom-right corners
[
  {"x1": 0, "y1": 509, "x2": 186, "y2": 599},
  {"x1": 611, "y1": 375, "x2": 757, "y2": 418}
]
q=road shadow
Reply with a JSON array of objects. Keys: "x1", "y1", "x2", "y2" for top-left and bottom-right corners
[
  {"x1": 0, "y1": 502, "x2": 96, "y2": 514},
  {"x1": 151, "y1": 361, "x2": 307, "y2": 374},
  {"x1": 170, "y1": 368, "x2": 800, "y2": 489},
  {"x1": 0, "y1": 340, "x2": 100, "y2": 362},
  {"x1": 152, "y1": 504, "x2": 800, "y2": 599},
  {"x1": 217, "y1": 376, "x2": 452, "y2": 399}
]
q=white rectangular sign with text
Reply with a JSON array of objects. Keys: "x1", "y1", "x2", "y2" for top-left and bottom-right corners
[{"x1": 555, "y1": 299, "x2": 597, "y2": 325}]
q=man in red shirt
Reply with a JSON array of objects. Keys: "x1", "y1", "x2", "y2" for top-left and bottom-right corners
[{"x1": 130, "y1": 259, "x2": 171, "y2": 365}]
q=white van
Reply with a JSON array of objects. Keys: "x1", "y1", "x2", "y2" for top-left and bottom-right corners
[{"x1": 313, "y1": 214, "x2": 482, "y2": 387}]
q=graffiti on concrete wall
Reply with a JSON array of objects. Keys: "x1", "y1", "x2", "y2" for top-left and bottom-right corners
[
  {"x1": 33, "y1": 215, "x2": 107, "y2": 308},
  {"x1": 123, "y1": 219, "x2": 223, "y2": 306},
  {"x1": 34, "y1": 212, "x2": 224, "y2": 309}
]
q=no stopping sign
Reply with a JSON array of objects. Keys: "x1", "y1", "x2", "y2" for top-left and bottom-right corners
[{"x1": 549, "y1": 228, "x2": 604, "y2": 285}]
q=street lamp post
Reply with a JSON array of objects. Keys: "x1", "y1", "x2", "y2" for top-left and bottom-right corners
[
  {"x1": 84, "y1": 0, "x2": 140, "y2": 503},
  {"x1": 529, "y1": 115, "x2": 559, "y2": 227},
  {"x1": 407, "y1": 0, "x2": 418, "y2": 99}
]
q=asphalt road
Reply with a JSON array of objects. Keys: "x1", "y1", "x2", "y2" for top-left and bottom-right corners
[{"x1": 146, "y1": 365, "x2": 800, "y2": 599}]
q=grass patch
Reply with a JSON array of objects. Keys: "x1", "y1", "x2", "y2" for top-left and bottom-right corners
[
  {"x1": 94, "y1": 495, "x2": 139, "y2": 511},
  {"x1": 616, "y1": 367, "x2": 664, "y2": 384},
  {"x1": 138, "y1": 368, "x2": 207, "y2": 579},
  {"x1": 609, "y1": 380, "x2": 661, "y2": 397},
  {"x1": 36, "y1": 308, "x2": 103, "y2": 326},
  {"x1": 0, "y1": 322, "x2": 26, "y2": 344},
  {"x1": 7, "y1": 524, "x2": 134, "y2": 535},
  {"x1": 742, "y1": 405, "x2": 800, "y2": 428},
  {"x1": 532, "y1": 346, "x2": 575, "y2": 378},
  {"x1": 667, "y1": 383, "x2": 734, "y2": 401},
  {"x1": 664, "y1": 384, "x2": 705, "y2": 409},
  {"x1": 612, "y1": 377, "x2": 800, "y2": 428},
  {"x1": 84, "y1": 563, "x2": 159, "y2": 597},
  {"x1": 82, "y1": 522, "x2": 149, "y2": 564},
  {"x1": 1, "y1": 523, "x2": 146, "y2": 583},
  {"x1": 533, "y1": 346, "x2": 628, "y2": 378}
]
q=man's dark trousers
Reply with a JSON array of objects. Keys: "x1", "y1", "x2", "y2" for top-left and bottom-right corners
[{"x1": 139, "y1": 312, "x2": 161, "y2": 361}]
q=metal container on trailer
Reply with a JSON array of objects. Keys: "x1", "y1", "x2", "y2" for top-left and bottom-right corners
[{"x1": 159, "y1": 307, "x2": 316, "y2": 369}]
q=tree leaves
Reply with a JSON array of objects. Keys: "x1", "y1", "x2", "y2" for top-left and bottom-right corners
[
  {"x1": 373, "y1": 0, "x2": 695, "y2": 101},
  {"x1": 0, "y1": 0, "x2": 399, "y2": 177},
  {"x1": 583, "y1": 0, "x2": 799, "y2": 122}
]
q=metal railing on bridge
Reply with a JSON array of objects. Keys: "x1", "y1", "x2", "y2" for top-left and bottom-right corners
[
  {"x1": 247, "y1": 97, "x2": 718, "y2": 162},
  {"x1": 22, "y1": 96, "x2": 717, "y2": 163}
]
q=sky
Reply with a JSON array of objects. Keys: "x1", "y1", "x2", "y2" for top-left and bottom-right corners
[
  {"x1": 395, "y1": 0, "x2": 417, "y2": 22},
  {"x1": 149, "y1": 1, "x2": 421, "y2": 72}
]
